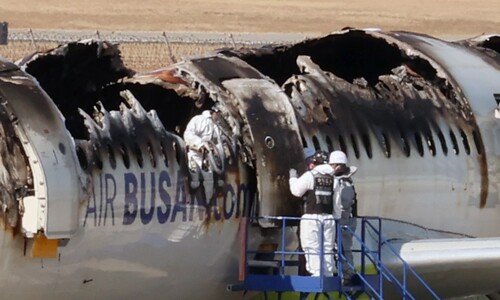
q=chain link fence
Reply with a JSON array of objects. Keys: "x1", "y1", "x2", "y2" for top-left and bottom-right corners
[{"x1": 0, "y1": 29, "x2": 308, "y2": 72}]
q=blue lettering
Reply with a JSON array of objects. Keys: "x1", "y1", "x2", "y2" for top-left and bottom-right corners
[
  {"x1": 171, "y1": 170, "x2": 187, "y2": 222},
  {"x1": 84, "y1": 181, "x2": 98, "y2": 227},
  {"x1": 157, "y1": 171, "x2": 171, "y2": 224},
  {"x1": 103, "y1": 173, "x2": 116, "y2": 226},
  {"x1": 141, "y1": 172, "x2": 155, "y2": 224},
  {"x1": 112, "y1": 170, "x2": 252, "y2": 226},
  {"x1": 99, "y1": 174, "x2": 103, "y2": 225},
  {"x1": 223, "y1": 184, "x2": 235, "y2": 220},
  {"x1": 123, "y1": 173, "x2": 138, "y2": 225}
]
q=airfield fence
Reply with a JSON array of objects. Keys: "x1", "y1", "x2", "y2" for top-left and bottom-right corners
[{"x1": 0, "y1": 29, "x2": 307, "y2": 72}]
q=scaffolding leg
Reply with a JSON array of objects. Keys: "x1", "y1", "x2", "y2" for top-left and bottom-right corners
[
  {"x1": 300, "y1": 292, "x2": 309, "y2": 300},
  {"x1": 313, "y1": 292, "x2": 332, "y2": 300}
]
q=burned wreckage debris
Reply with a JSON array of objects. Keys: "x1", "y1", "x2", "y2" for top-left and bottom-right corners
[{"x1": 0, "y1": 29, "x2": 496, "y2": 234}]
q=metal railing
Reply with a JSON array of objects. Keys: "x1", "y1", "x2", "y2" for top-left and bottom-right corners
[
  {"x1": 341, "y1": 217, "x2": 440, "y2": 299},
  {"x1": 231, "y1": 215, "x2": 441, "y2": 299}
]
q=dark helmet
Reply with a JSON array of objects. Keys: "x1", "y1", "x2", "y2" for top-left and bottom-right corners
[{"x1": 312, "y1": 150, "x2": 328, "y2": 165}]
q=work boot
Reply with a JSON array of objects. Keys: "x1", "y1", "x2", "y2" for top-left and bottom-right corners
[
  {"x1": 342, "y1": 272, "x2": 354, "y2": 286},
  {"x1": 342, "y1": 273, "x2": 359, "y2": 286}
]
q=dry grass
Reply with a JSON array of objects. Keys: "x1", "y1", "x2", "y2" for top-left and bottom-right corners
[
  {"x1": 0, "y1": 41, "x2": 237, "y2": 72},
  {"x1": 1, "y1": 0, "x2": 499, "y2": 37},
  {"x1": 117, "y1": 42, "x2": 232, "y2": 71},
  {"x1": 1, "y1": 0, "x2": 500, "y2": 71}
]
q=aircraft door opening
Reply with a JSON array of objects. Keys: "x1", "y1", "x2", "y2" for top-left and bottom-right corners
[{"x1": 0, "y1": 65, "x2": 82, "y2": 240}]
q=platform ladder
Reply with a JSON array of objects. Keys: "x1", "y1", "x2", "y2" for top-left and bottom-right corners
[{"x1": 227, "y1": 216, "x2": 441, "y2": 300}]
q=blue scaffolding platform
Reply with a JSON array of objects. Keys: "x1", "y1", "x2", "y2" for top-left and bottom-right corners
[{"x1": 227, "y1": 216, "x2": 441, "y2": 300}]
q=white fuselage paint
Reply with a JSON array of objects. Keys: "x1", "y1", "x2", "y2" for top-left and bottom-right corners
[
  {"x1": 0, "y1": 121, "x2": 496, "y2": 299},
  {"x1": 0, "y1": 157, "x2": 265, "y2": 300},
  {"x1": 354, "y1": 32, "x2": 500, "y2": 238}
]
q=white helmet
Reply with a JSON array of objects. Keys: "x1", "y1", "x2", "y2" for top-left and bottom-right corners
[{"x1": 329, "y1": 151, "x2": 348, "y2": 164}]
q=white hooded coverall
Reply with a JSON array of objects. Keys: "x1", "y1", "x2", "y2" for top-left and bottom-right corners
[
  {"x1": 183, "y1": 110, "x2": 221, "y2": 169},
  {"x1": 289, "y1": 164, "x2": 339, "y2": 276}
]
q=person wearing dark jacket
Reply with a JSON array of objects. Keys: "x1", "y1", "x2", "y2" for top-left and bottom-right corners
[{"x1": 329, "y1": 150, "x2": 358, "y2": 284}]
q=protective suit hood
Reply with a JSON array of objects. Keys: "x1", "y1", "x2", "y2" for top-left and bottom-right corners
[
  {"x1": 342, "y1": 166, "x2": 357, "y2": 178},
  {"x1": 311, "y1": 164, "x2": 335, "y2": 176}
]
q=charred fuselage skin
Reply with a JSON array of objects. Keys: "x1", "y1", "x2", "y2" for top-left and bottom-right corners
[
  {"x1": 0, "y1": 29, "x2": 498, "y2": 299},
  {"x1": 0, "y1": 60, "x2": 32, "y2": 232}
]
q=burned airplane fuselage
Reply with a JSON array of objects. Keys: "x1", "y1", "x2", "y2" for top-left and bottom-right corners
[
  {"x1": 0, "y1": 29, "x2": 499, "y2": 299},
  {"x1": 2, "y1": 29, "x2": 500, "y2": 235}
]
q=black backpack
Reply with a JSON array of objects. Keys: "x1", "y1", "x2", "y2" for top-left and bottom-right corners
[{"x1": 336, "y1": 177, "x2": 357, "y2": 219}]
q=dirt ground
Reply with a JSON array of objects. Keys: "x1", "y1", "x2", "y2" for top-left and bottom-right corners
[{"x1": 1, "y1": 0, "x2": 499, "y2": 38}]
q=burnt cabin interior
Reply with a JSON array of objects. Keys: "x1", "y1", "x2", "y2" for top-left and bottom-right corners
[
  {"x1": 19, "y1": 32, "x2": 481, "y2": 165},
  {"x1": 21, "y1": 41, "x2": 213, "y2": 142},
  {"x1": 468, "y1": 36, "x2": 500, "y2": 68},
  {"x1": 222, "y1": 30, "x2": 439, "y2": 87},
  {"x1": 476, "y1": 36, "x2": 500, "y2": 56},
  {"x1": 222, "y1": 30, "x2": 477, "y2": 159}
]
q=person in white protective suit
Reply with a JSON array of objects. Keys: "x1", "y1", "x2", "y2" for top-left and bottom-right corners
[
  {"x1": 183, "y1": 108, "x2": 221, "y2": 171},
  {"x1": 289, "y1": 150, "x2": 338, "y2": 277},
  {"x1": 329, "y1": 150, "x2": 358, "y2": 284}
]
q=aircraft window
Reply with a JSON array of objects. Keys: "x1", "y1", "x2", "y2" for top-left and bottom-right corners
[
  {"x1": 424, "y1": 132, "x2": 436, "y2": 157},
  {"x1": 338, "y1": 135, "x2": 347, "y2": 154},
  {"x1": 459, "y1": 129, "x2": 471, "y2": 155},
  {"x1": 436, "y1": 130, "x2": 448, "y2": 155},
  {"x1": 322, "y1": 105, "x2": 330, "y2": 114},
  {"x1": 399, "y1": 130, "x2": 410, "y2": 157},
  {"x1": 472, "y1": 130, "x2": 483, "y2": 155},
  {"x1": 160, "y1": 141, "x2": 169, "y2": 168},
  {"x1": 147, "y1": 142, "x2": 156, "y2": 168},
  {"x1": 361, "y1": 133, "x2": 372, "y2": 158},
  {"x1": 494, "y1": 93, "x2": 500, "y2": 119},
  {"x1": 381, "y1": 133, "x2": 390, "y2": 158},
  {"x1": 120, "y1": 144, "x2": 131, "y2": 169},
  {"x1": 326, "y1": 135, "x2": 334, "y2": 152},
  {"x1": 449, "y1": 130, "x2": 459, "y2": 155},
  {"x1": 134, "y1": 143, "x2": 144, "y2": 168},
  {"x1": 414, "y1": 132, "x2": 424, "y2": 157},
  {"x1": 312, "y1": 136, "x2": 320, "y2": 150},
  {"x1": 76, "y1": 146, "x2": 88, "y2": 170},
  {"x1": 351, "y1": 134, "x2": 360, "y2": 158},
  {"x1": 301, "y1": 134, "x2": 308, "y2": 148},
  {"x1": 93, "y1": 144, "x2": 103, "y2": 170},
  {"x1": 107, "y1": 144, "x2": 116, "y2": 169},
  {"x1": 58, "y1": 143, "x2": 66, "y2": 155}
]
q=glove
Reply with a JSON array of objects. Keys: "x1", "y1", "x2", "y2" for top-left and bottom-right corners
[
  {"x1": 289, "y1": 168, "x2": 298, "y2": 178},
  {"x1": 189, "y1": 144, "x2": 201, "y2": 151},
  {"x1": 200, "y1": 141, "x2": 211, "y2": 151}
]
